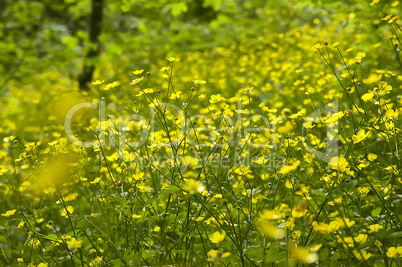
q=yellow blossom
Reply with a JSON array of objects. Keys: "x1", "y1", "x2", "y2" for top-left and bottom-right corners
[
  {"x1": 169, "y1": 91, "x2": 182, "y2": 99},
  {"x1": 61, "y1": 206, "x2": 74, "y2": 218},
  {"x1": 387, "y1": 247, "x2": 402, "y2": 258},
  {"x1": 370, "y1": 0, "x2": 380, "y2": 6},
  {"x1": 25, "y1": 142, "x2": 37, "y2": 151},
  {"x1": 193, "y1": 79, "x2": 207, "y2": 85},
  {"x1": 92, "y1": 80, "x2": 104, "y2": 85},
  {"x1": 258, "y1": 221, "x2": 286, "y2": 240},
  {"x1": 1, "y1": 209, "x2": 17, "y2": 217},
  {"x1": 354, "y1": 234, "x2": 368, "y2": 243},
  {"x1": 198, "y1": 93, "x2": 206, "y2": 100},
  {"x1": 326, "y1": 111, "x2": 345, "y2": 123},
  {"x1": 279, "y1": 160, "x2": 300, "y2": 174},
  {"x1": 183, "y1": 179, "x2": 205, "y2": 194},
  {"x1": 369, "y1": 224, "x2": 383, "y2": 233},
  {"x1": 166, "y1": 56, "x2": 180, "y2": 62},
  {"x1": 130, "y1": 77, "x2": 144, "y2": 86},
  {"x1": 209, "y1": 231, "x2": 226, "y2": 243},
  {"x1": 357, "y1": 187, "x2": 370, "y2": 195},
  {"x1": 289, "y1": 243, "x2": 318, "y2": 264},
  {"x1": 133, "y1": 69, "x2": 144, "y2": 75},
  {"x1": 90, "y1": 177, "x2": 101, "y2": 184},
  {"x1": 367, "y1": 153, "x2": 377, "y2": 161},
  {"x1": 67, "y1": 238, "x2": 82, "y2": 248},
  {"x1": 329, "y1": 156, "x2": 348, "y2": 172},
  {"x1": 361, "y1": 91, "x2": 374, "y2": 102},
  {"x1": 353, "y1": 249, "x2": 371, "y2": 260},
  {"x1": 90, "y1": 256, "x2": 103, "y2": 267},
  {"x1": 292, "y1": 200, "x2": 308, "y2": 218},
  {"x1": 312, "y1": 221, "x2": 340, "y2": 234},
  {"x1": 209, "y1": 94, "x2": 225, "y2": 103},
  {"x1": 303, "y1": 121, "x2": 315, "y2": 129},
  {"x1": 352, "y1": 129, "x2": 369, "y2": 144},
  {"x1": 159, "y1": 66, "x2": 170, "y2": 72}
]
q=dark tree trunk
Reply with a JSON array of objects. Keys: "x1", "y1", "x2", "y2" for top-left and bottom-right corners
[{"x1": 78, "y1": 0, "x2": 103, "y2": 91}]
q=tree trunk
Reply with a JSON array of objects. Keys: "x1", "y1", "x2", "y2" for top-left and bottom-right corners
[{"x1": 78, "y1": 0, "x2": 103, "y2": 91}]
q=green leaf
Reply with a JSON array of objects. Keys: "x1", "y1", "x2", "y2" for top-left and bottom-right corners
[
  {"x1": 43, "y1": 234, "x2": 58, "y2": 241},
  {"x1": 160, "y1": 185, "x2": 180, "y2": 195},
  {"x1": 371, "y1": 207, "x2": 382, "y2": 217},
  {"x1": 45, "y1": 243, "x2": 57, "y2": 252},
  {"x1": 168, "y1": 2, "x2": 187, "y2": 17},
  {"x1": 265, "y1": 245, "x2": 286, "y2": 263}
]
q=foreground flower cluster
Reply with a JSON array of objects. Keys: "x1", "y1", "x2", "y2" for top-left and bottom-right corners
[{"x1": 0, "y1": 1, "x2": 401, "y2": 266}]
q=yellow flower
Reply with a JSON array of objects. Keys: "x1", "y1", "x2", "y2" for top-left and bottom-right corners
[
  {"x1": 67, "y1": 238, "x2": 82, "y2": 248},
  {"x1": 361, "y1": 91, "x2": 374, "y2": 102},
  {"x1": 357, "y1": 187, "x2": 370, "y2": 195},
  {"x1": 0, "y1": 168, "x2": 8, "y2": 175},
  {"x1": 198, "y1": 93, "x2": 206, "y2": 100},
  {"x1": 209, "y1": 94, "x2": 225, "y2": 103},
  {"x1": 329, "y1": 156, "x2": 348, "y2": 172},
  {"x1": 368, "y1": 224, "x2": 383, "y2": 233},
  {"x1": 207, "y1": 249, "x2": 218, "y2": 262},
  {"x1": 209, "y1": 231, "x2": 226, "y2": 243},
  {"x1": 353, "y1": 249, "x2": 372, "y2": 261},
  {"x1": 326, "y1": 111, "x2": 345, "y2": 123},
  {"x1": 387, "y1": 247, "x2": 402, "y2": 258},
  {"x1": 154, "y1": 226, "x2": 161, "y2": 232},
  {"x1": 90, "y1": 177, "x2": 101, "y2": 184},
  {"x1": 136, "y1": 88, "x2": 154, "y2": 97},
  {"x1": 130, "y1": 77, "x2": 144, "y2": 86},
  {"x1": 370, "y1": 0, "x2": 380, "y2": 6},
  {"x1": 133, "y1": 69, "x2": 144, "y2": 75},
  {"x1": 258, "y1": 221, "x2": 287, "y2": 240},
  {"x1": 354, "y1": 234, "x2": 368, "y2": 243},
  {"x1": 159, "y1": 66, "x2": 171, "y2": 72},
  {"x1": 92, "y1": 80, "x2": 104, "y2": 85},
  {"x1": 193, "y1": 79, "x2": 207, "y2": 85},
  {"x1": 166, "y1": 56, "x2": 180, "y2": 62},
  {"x1": 367, "y1": 153, "x2": 377, "y2": 161},
  {"x1": 222, "y1": 252, "x2": 231, "y2": 258},
  {"x1": 332, "y1": 42, "x2": 341, "y2": 48},
  {"x1": 132, "y1": 214, "x2": 142, "y2": 219},
  {"x1": 61, "y1": 206, "x2": 74, "y2": 218},
  {"x1": 90, "y1": 256, "x2": 103, "y2": 267},
  {"x1": 352, "y1": 129, "x2": 370, "y2": 144},
  {"x1": 303, "y1": 121, "x2": 315, "y2": 129},
  {"x1": 313, "y1": 43, "x2": 324, "y2": 50},
  {"x1": 337, "y1": 236, "x2": 354, "y2": 248},
  {"x1": 289, "y1": 243, "x2": 318, "y2": 264},
  {"x1": 382, "y1": 14, "x2": 393, "y2": 21},
  {"x1": 389, "y1": 16, "x2": 399, "y2": 23},
  {"x1": 103, "y1": 81, "x2": 120, "y2": 91},
  {"x1": 259, "y1": 209, "x2": 282, "y2": 220},
  {"x1": 17, "y1": 221, "x2": 25, "y2": 228},
  {"x1": 312, "y1": 221, "x2": 340, "y2": 234},
  {"x1": 169, "y1": 91, "x2": 182, "y2": 99},
  {"x1": 182, "y1": 179, "x2": 205, "y2": 194},
  {"x1": 292, "y1": 200, "x2": 308, "y2": 218},
  {"x1": 335, "y1": 217, "x2": 355, "y2": 228},
  {"x1": 25, "y1": 142, "x2": 37, "y2": 151},
  {"x1": 280, "y1": 160, "x2": 300, "y2": 174},
  {"x1": 1, "y1": 209, "x2": 17, "y2": 217}
]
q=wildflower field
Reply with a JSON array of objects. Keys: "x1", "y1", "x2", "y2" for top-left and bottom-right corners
[{"x1": 1, "y1": 0, "x2": 402, "y2": 266}]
